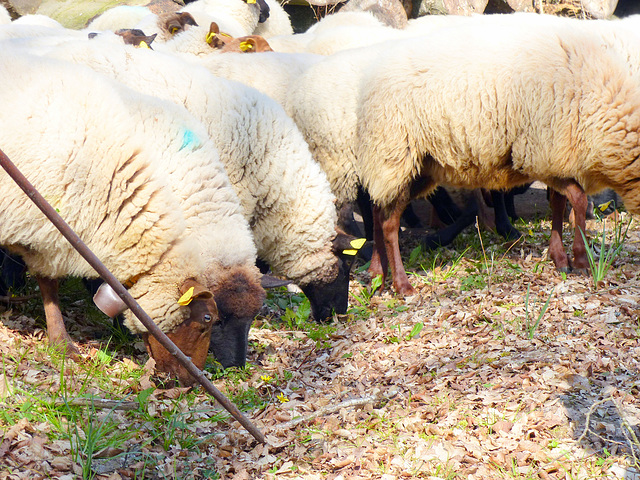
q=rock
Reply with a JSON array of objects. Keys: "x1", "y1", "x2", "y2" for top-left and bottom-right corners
[{"x1": 341, "y1": 0, "x2": 408, "y2": 28}]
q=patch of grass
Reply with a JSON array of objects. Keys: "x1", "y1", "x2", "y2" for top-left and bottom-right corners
[
  {"x1": 580, "y1": 215, "x2": 632, "y2": 291},
  {"x1": 521, "y1": 284, "x2": 554, "y2": 340}
]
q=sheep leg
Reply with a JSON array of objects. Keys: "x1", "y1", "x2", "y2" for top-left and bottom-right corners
[
  {"x1": 36, "y1": 276, "x2": 80, "y2": 357},
  {"x1": 369, "y1": 204, "x2": 388, "y2": 286},
  {"x1": 562, "y1": 182, "x2": 589, "y2": 273},
  {"x1": 491, "y1": 191, "x2": 522, "y2": 241},
  {"x1": 548, "y1": 182, "x2": 589, "y2": 273},
  {"x1": 548, "y1": 189, "x2": 571, "y2": 272},
  {"x1": 380, "y1": 198, "x2": 416, "y2": 296}
]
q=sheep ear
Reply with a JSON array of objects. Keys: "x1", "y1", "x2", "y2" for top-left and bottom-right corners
[
  {"x1": 178, "y1": 279, "x2": 214, "y2": 306},
  {"x1": 332, "y1": 231, "x2": 365, "y2": 255},
  {"x1": 206, "y1": 22, "x2": 224, "y2": 48},
  {"x1": 260, "y1": 274, "x2": 291, "y2": 289},
  {"x1": 179, "y1": 12, "x2": 198, "y2": 27},
  {"x1": 239, "y1": 38, "x2": 256, "y2": 52},
  {"x1": 93, "y1": 282, "x2": 128, "y2": 317}
]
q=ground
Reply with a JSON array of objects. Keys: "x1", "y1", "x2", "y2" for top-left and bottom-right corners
[{"x1": 1, "y1": 184, "x2": 639, "y2": 479}]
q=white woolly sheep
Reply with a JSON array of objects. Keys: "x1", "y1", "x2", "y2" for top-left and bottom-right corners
[
  {"x1": 86, "y1": 5, "x2": 154, "y2": 32},
  {"x1": 252, "y1": 0, "x2": 293, "y2": 38},
  {"x1": 180, "y1": 0, "x2": 262, "y2": 37},
  {"x1": 355, "y1": 22, "x2": 640, "y2": 295},
  {"x1": 29, "y1": 34, "x2": 357, "y2": 321},
  {"x1": 0, "y1": 50, "x2": 226, "y2": 385}
]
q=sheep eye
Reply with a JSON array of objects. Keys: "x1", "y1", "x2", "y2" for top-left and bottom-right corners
[{"x1": 204, "y1": 314, "x2": 212, "y2": 323}]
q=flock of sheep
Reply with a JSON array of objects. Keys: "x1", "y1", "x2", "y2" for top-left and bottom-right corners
[{"x1": 1, "y1": 0, "x2": 639, "y2": 385}]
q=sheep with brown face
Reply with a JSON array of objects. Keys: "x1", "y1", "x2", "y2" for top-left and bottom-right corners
[{"x1": 0, "y1": 49, "x2": 261, "y2": 385}]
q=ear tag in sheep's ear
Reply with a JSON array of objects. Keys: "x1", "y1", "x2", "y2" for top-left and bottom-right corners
[
  {"x1": 138, "y1": 41, "x2": 151, "y2": 49},
  {"x1": 598, "y1": 200, "x2": 613, "y2": 212},
  {"x1": 342, "y1": 238, "x2": 366, "y2": 255},
  {"x1": 239, "y1": 41, "x2": 254, "y2": 52},
  {"x1": 220, "y1": 32, "x2": 232, "y2": 38},
  {"x1": 205, "y1": 31, "x2": 217, "y2": 44},
  {"x1": 246, "y1": 0, "x2": 256, "y2": 4},
  {"x1": 178, "y1": 286, "x2": 195, "y2": 306},
  {"x1": 351, "y1": 238, "x2": 366, "y2": 249},
  {"x1": 170, "y1": 26, "x2": 179, "y2": 34}
]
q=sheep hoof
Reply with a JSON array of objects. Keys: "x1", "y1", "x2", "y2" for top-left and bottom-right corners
[
  {"x1": 570, "y1": 267, "x2": 589, "y2": 276},
  {"x1": 394, "y1": 283, "x2": 416, "y2": 297}
]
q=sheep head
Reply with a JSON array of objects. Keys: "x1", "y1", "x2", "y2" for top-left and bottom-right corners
[
  {"x1": 205, "y1": 22, "x2": 272, "y2": 53},
  {"x1": 142, "y1": 279, "x2": 216, "y2": 386},
  {"x1": 114, "y1": 29, "x2": 158, "y2": 49},
  {"x1": 207, "y1": 266, "x2": 265, "y2": 369},
  {"x1": 301, "y1": 231, "x2": 366, "y2": 322},
  {"x1": 162, "y1": 11, "x2": 198, "y2": 36},
  {"x1": 240, "y1": 0, "x2": 269, "y2": 23}
]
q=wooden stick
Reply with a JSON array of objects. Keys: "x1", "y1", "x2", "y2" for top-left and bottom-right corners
[{"x1": 0, "y1": 148, "x2": 266, "y2": 444}]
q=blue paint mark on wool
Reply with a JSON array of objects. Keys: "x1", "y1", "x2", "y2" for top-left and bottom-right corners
[{"x1": 180, "y1": 128, "x2": 201, "y2": 151}]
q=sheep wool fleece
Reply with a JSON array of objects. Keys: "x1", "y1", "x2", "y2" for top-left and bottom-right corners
[
  {"x1": 36, "y1": 36, "x2": 336, "y2": 287},
  {"x1": 356, "y1": 24, "x2": 640, "y2": 212},
  {"x1": 0, "y1": 51, "x2": 206, "y2": 334}
]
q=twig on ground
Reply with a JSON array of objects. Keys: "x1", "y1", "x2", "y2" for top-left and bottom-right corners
[{"x1": 273, "y1": 388, "x2": 399, "y2": 430}]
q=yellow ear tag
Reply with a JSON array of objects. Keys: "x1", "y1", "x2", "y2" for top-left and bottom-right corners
[
  {"x1": 178, "y1": 286, "x2": 195, "y2": 306},
  {"x1": 247, "y1": 0, "x2": 256, "y2": 4},
  {"x1": 342, "y1": 249, "x2": 358, "y2": 256},
  {"x1": 350, "y1": 238, "x2": 366, "y2": 250},
  {"x1": 205, "y1": 31, "x2": 217, "y2": 44},
  {"x1": 239, "y1": 41, "x2": 253, "y2": 52},
  {"x1": 598, "y1": 200, "x2": 613, "y2": 212},
  {"x1": 220, "y1": 32, "x2": 231, "y2": 38},
  {"x1": 170, "y1": 26, "x2": 179, "y2": 34},
  {"x1": 139, "y1": 41, "x2": 150, "y2": 49}
]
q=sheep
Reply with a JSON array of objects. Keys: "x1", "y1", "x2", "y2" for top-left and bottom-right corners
[
  {"x1": 27, "y1": 33, "x2": 357, "y2": 321},
  {"x1": 180, "y1": 0, "x2": 264, "y2": 37},
  {"x1": 86, "y1": 5, "x2": 155, "y2": 32},
  {"x1": 252, "y1": 0, "x2": 293, "y2": 38},
  {"x1": 0, "y1": 50, "x2": 229, "y2": 385},
  {"x1": 354, "y1": 21, "x2": 640, "y2": 295}
]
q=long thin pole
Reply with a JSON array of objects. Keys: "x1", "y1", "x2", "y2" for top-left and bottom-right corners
[{"x1": 0, "y1": 148, "x2": 266, "y2": 444}]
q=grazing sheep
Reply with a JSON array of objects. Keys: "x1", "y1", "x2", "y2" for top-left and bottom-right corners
[
  {"x1": 355, "y1": 22, "x2": 640, "y2": 295},
  {"x1": 30, "y1": 34, "x2": 356, "y2": 321},
  {"x1": 0, "y1": 50, "x2": 227, "y2": 385}
]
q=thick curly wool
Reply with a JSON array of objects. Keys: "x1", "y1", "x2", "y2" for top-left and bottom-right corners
[
  {"x1": 285, "y1": 45, "x2": 382, "y2": 206},
  {"x1": 355, "y1": 23, "x2": 640, "y2": 213},
  {"x1": 181, "y1": 0, "x2": 260, "y2": 36},
  {"x1": 86, "y1": 5, "x2": 153, "y2": 32},
  {"x1": 0, "y1": 51, "x2": 207, "y2": 334},
  {"x1": 194, "y1": 50, "x2": 322, "y2": 105},
  {"x1": 252, "y1": 0, "x2": 292, "y2": 38},
  {"x1": 35, "y1": 36, "x2": 338, "y2": 287}
]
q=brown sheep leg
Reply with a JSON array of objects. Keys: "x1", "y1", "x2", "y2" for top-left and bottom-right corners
[
  {"x1": 548, "y1": 182, "x2": 589, "y2": 273},
  {"x1": 369, "y1": 204, "x2": 388, "y2": 286},
  {"x1": 380, "y1": 199, "x2": 416, "y2": 296},
  {"x1": 563, "y1": 183, "x2": 589, "y2": 272},
  {"x1": 36, "y1": 276, "x2": 80, "y2": 357},
  {"x1": 548, "y1": 189, "x2": 570, "y2": 272}
]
